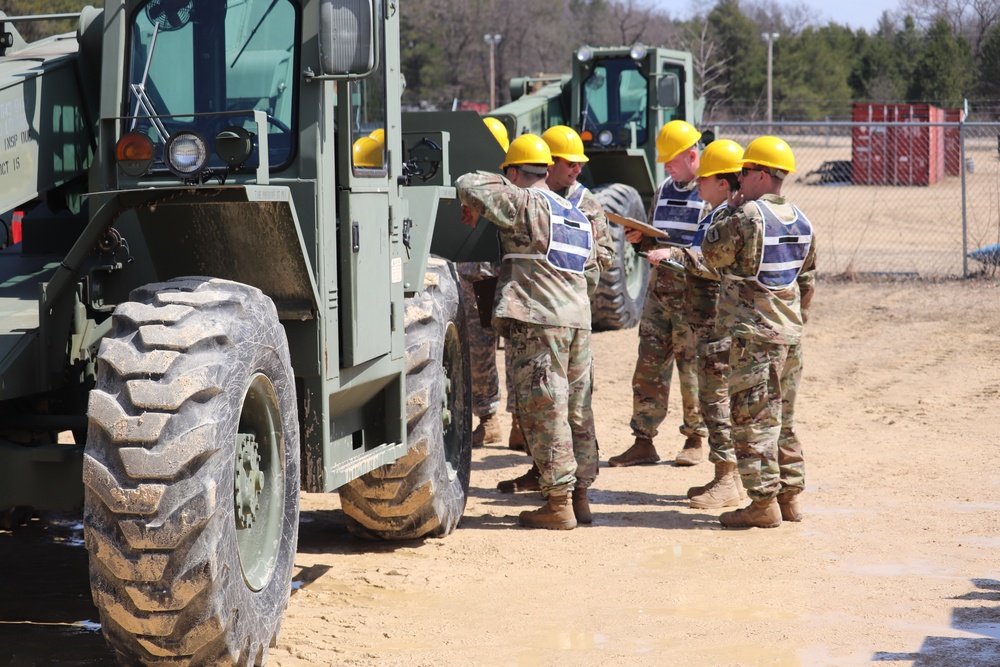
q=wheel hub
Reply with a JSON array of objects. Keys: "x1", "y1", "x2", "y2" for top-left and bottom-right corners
[{"x1": 234, "y1": 433, "x2": 264, "y2": 530}]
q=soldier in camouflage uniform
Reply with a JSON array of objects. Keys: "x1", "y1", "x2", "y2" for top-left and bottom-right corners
[
  {"x1": 495, "y1": 127, "x2": 615, "y2": 516},
  {"x1": 701, "y1": 136, "x2": 816, "y2": 529},
  {"x1": 457, "y1": 118, "x2": 512, "y2": 448},
  {"x1": 457, "y1": 262, "x2": 502, "y2": 446},
  {"x1": 681, "y1": 139, "x2": 748, "y2": 510},
  {"x1": 456, "y1": 134, "x2": 600, "y2": 530},
  {"x1": 608, "y1": 120, "x2": 707, "y2": 469}
]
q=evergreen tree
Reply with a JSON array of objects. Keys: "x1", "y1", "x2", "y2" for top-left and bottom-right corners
[
  {"x1": 908, "y1": 17, "x2": 974, "y2": 105},
  {"x1": 705, "y1": 0, "x2": 767, "y2": 118}
]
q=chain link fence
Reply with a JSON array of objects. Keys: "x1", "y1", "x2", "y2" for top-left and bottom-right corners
[{"x1": 709, "y1": 120, "x2": 1000, "y2": 279}]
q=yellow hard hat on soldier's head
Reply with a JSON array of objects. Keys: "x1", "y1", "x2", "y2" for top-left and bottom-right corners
[
  {"x1": 742, "y1": 135, "x2": 796, "y2": 175},
  {"x1": 695, "y1": 139, "x2": 745, "y2": 178},
  {"x1": 500, "y1": 134, "x2": 553, "y2": 171},
  {"x1": 656, "y1": 120, "x2": 702, "y2": 163},
  {"x1": 352, "y1": 136, "x2": 383, "y2": 168},
  {"x1": 483, "y1": 117, "x2": 510, "y2": 152},
  {"x1": 542, "y1": 125, "x2": 589, "y2": 163}
]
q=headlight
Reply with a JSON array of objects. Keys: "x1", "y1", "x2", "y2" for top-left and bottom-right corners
[
  {"x1": 164, "y1": 131, "x2": 209, "y2": 177},
  {"x1": 630, "y1": 43, "x2": 647, "y2": 60},
  {"x1": 115, "y1": 132, "x2": 154, "y2": 177},
  {"x1": 215, "y1": 126, "x2": 254, "y2": 168},
  {"x1": 597, "y1": 129, "x2": 614, "y2": 146},
  {"x1": 576, "y1": 45, "x2": 594, "y2": 62}
]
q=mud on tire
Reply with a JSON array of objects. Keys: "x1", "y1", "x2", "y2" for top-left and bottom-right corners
[
  {"x1": 590, "y1": 183, "x2": 649, "y2": 330},
  {"x1": 340, "y1": 258, "x2": 472, "y2": 539},
  {"x1": 84, "y1": 277, "x2": 300, "y2": 666}
]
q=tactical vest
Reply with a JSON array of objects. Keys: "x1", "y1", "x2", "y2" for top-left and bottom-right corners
[
  {"x1": 502, "y1": 189, "x2": 593, "y2": 274},
  {"x1": 753, "y1": 200, "x2": 813, "y2": 290},
  {"x1": 690, "y1": 202, "x2": 727, "y2": 254},
  {"x1": 651, "y1": 180, "x2": 706, "y2": 247}
]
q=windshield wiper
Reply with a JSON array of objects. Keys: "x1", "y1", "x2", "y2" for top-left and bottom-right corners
[{"x1": 231, "y1": 0, "x2": 280, "y2": 69}]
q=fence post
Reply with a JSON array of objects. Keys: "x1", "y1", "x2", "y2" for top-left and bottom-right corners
[{"x1": 960, "y1": 114, "x2": 968, "y2": 278}]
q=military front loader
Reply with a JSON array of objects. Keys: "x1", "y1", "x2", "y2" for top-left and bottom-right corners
[
  {"x1": 414, "y1": 45, "x2": 706, "y2": 330},
  {"x1": 0, "y1": 1, "x2": 488, "y2": 664}
]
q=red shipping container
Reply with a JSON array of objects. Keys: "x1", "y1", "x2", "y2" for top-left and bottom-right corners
[
  {"x1": 852, "y1": 103, "x2": 942, "y2": 186},
  {"x1": 852, "y1": 104, "x2": 891, "y2": 185},
  {"x1": 943, "y1": 108, "x2": 965, "y2": 176}
]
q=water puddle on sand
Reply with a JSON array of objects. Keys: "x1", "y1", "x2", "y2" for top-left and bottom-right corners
[{"x1": 0, "y1": 512, "x2": 118, "y2": 665}]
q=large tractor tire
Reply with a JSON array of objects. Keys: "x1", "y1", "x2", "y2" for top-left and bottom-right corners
[
  {"x1": 590, "y1": 183, "x2": 650, "y2": 330},
  {"x1": 84, "y1": 278, "x2": 300, "y2": 666},
  {"x1": 340, "y1": 258, "x2": 472, "y2": 539}
]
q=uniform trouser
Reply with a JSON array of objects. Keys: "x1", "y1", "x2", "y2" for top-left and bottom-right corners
[
  {"x1": 508, "y1": 321, "x2": 598, "y2": 497},
  {"x1": 457, "y1": 262, "x2": 500, "y2": 419},
  {"x1": 778, "y1": 342, "x2": 805, "y2": 491},
  {"x1": 693, "y1": 325, "x2": 734, "y2": 465},
  {"x1": 728, "y1": 336, "x2": 803, "y2": 501},
  {"x1": 630, "y1": 287, "x2": 706, "y2": 441}
]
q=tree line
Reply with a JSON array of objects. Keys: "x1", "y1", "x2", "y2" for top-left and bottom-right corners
[
  {"x1": 5, "y1": 0, "x2": 1000, "y2": 120},
  {"x1": 402, "y1": 0, "x2": 1000, "y2": 121}
]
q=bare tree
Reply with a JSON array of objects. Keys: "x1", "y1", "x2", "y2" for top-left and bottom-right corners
[{"x1": 902, "y1": 0, "x2": 1000, "y2": 55}]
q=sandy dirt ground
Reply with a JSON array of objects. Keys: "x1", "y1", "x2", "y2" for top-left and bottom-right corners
[
  {"x1": 265, "y1": 278, "x2": 1000, "y2": 667},
  {"x1": 2, "y1": 279, "x2": 999, "y2": 667}
]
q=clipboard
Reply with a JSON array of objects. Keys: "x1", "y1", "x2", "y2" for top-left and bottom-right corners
[{"x1": 605, "y1": 211, "x2": 671, "y2": 240}]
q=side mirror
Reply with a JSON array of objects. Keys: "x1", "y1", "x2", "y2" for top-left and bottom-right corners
[
  {"x1": 319, "y1": 0, "x2": 377, "y2": 77},
  {"x1": 656, "y1": 73, "x2": 679, "y2": 110}
]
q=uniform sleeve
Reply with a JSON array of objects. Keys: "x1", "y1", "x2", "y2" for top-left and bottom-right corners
[
  {"x1": 798, "y1": 229, "x2": 817, "y2": 322},
  {"x1": 455, "y1": 171, "x2": 528, "y2": 230},
  {"x1": 580, "y1": 190, "x2": 615, "y2": 273},
  {"x1": 701, "y1": 211, "x2": 742, "y2": 271}
]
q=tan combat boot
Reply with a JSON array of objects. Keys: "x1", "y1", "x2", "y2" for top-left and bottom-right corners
[
  {"x1": 689, "y1": 461, "x2": 742, "y2": 509},
  {"x1": 777, "y1": 488, "x2": 804, "y2": 522},
  {"x1": 508, "y1": 414, "x2": 527, "y2": 452},
  {"x1": 688, "y1": 462, "x2": 746, "y2": 499},
  {"x1": 472, "y1": 413, "x2": 503, "y2": 447},
  {"x1": 497, "y1": 463, "x2": 540, "y2": 493},
  {"x1": 608, "y1": 436, "x2": 660, "y2": 467},
  {"x1": 519, "y1": 494, "x2": 577, "y2": 530},
  {"x1": 674, "y1": 435, "x2": 704, "y2": 466},
  {"x1": 719, "y1": 498, "x2": 782, "y2": 528},
  {"x1": 572, "y1": 487, "x2": 593, "y2": 524}
]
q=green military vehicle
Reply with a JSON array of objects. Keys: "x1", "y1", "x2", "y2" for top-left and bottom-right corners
[
  {"x1": 489, "y1": 45, "x2": 705, "y2": 329},
  {"x1": 0, "y1": 1, "x2": 491, "y2": 664}
]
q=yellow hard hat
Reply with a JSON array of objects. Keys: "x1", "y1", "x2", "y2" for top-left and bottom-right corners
[
  {"x1": 368, "y1": 128, "x2": 385, "y2": 146},
  {"x1": 695, "y1": 139, "x2": 745, "y2": 178},
  {"x1": 541, "y1": 125, "x2": 589, "y2": 163},
  {"x1": 483, "y1": 117, "x2": 510, "y2": 152},
  {"x1": 500, "y1": 134, "x2": 553, "y2": 170},
  {"x1": 352, "y1": 136, "x2": 383, "y2": 168},
  {"x1": 742, "y1": 135, "x2": 796, "y2": 174},
  {"x1": 656, "y1": 119, "x2": 702, "y2": 163}
]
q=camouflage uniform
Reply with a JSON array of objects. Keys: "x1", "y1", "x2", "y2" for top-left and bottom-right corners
[
  {"x1": 456, "y1": 171, "x2": 599, "y2": 496},
  {"x1": 630, "y1": 178, "x2": 706, "y2": 443},
  {"x1": 457, "y1": 262, "x2": 500, "y2": 420},
  {"x1": 702, "y1": 193, "x2": 816, "y2": 501},
  {"x1": 682, "y1": 203, "x2": 734, "y2": 464}
]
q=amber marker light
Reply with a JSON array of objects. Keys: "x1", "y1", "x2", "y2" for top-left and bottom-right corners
[
  {"x1": 580, "y1": 130, "x2": 593, "y2": 142},
  {"x1": 115, "y1": 132, "x2": 154, "y2": 177}
]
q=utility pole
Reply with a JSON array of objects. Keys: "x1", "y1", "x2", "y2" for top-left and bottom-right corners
[
  {"x1": 484, "y1": 34, "x2": 502, "y2": 110},
  {"x1": 762, "y1": 32, "x2": 779, "y2": 124}
]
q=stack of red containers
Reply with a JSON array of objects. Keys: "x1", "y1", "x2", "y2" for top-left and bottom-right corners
[
  {"x1": 852, "y1": 103, "x2": 945, "y2": 185},
  {"x1": 942, "y1": 108, "x2": 965, "y2": 177}
]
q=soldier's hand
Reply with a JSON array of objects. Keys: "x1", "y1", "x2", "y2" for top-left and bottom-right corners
[
  {"x1": 625, "y1": 229, "x2": 643, "y2": 244},
  {"x1": 646, "y1": 248, "x2": 672, "y2": 265},
  {"x1": 460, "y1": 204, "x2": 480, "y2": 227}
]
